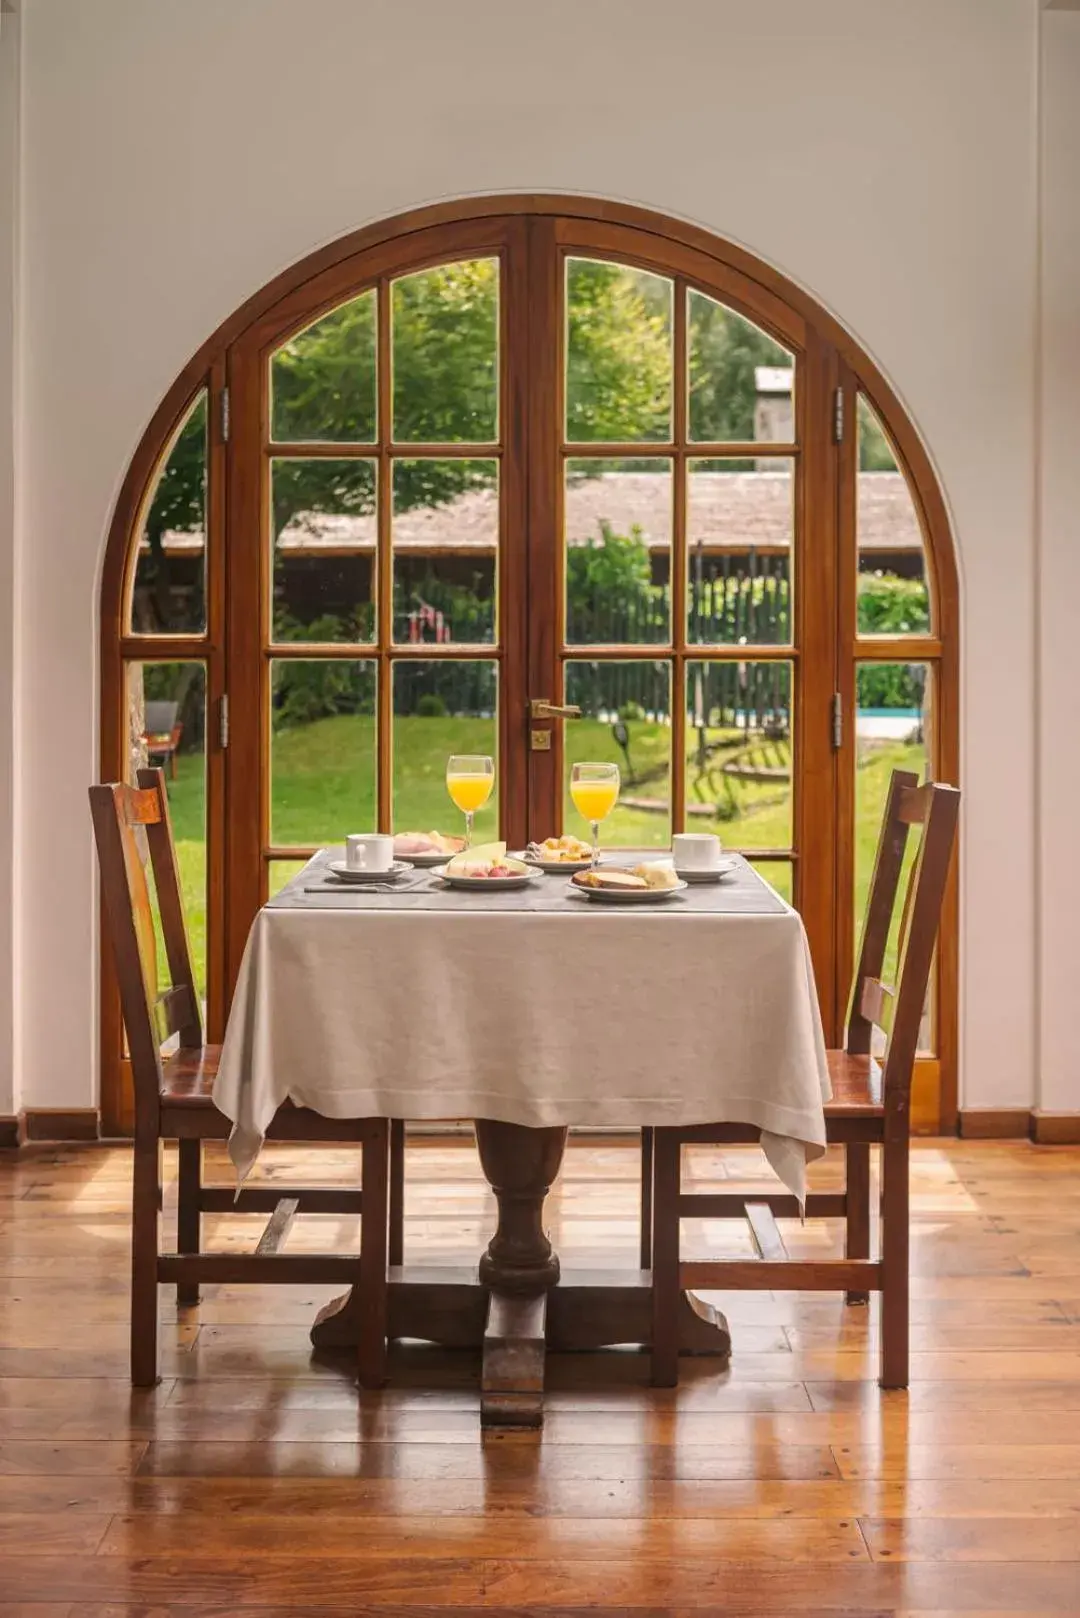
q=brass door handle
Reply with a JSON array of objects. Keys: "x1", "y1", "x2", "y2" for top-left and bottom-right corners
[{"x1": 529, "y1": 699, "x2": 583, "y2": 720}]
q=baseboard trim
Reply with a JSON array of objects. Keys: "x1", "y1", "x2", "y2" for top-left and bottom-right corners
[
  {"x1": 1030, "y1": 1111, "x2": 1080, "y2": 1145},
  {"x1": 4, "y1": 1107, "x2": 1078, "y2": 1148},
  {"x1": 958, "y1": 1108, "x2": 1032, "y2": 1139},
  {"x1": 19, "y1": 1108, "x2": 100, "y2": 1143}
]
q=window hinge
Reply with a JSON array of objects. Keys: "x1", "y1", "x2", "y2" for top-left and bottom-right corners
[
  {"x1": 833, "y1": 387, "x2": 844, "y2": 444},
  {"x1": 831, "y1": 692, "x2": 843, "y2": 750},
  {"x1": 220, "y1": 385, "x2": 231, "y2": 443},
  {"x1": 218, "y1": 693, "x2": 230, "y2": 749}
]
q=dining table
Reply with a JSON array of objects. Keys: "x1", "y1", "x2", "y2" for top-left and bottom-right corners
[{"x1": 213, "y1": 849, "x2": 831, "y2": 1427}]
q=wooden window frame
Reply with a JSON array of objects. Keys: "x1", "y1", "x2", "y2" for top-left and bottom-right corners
[{"x1": 98, "y1": 196, "x2": 960, "y2": 1137}]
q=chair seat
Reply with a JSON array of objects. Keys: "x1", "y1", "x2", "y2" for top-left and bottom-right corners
[
  {"x1": 161, "y1": 1045, "x2": 221, "y2": 1104},
  {"x1": 824, "y1": 1050, "x2": 883, "y2": 1115}
]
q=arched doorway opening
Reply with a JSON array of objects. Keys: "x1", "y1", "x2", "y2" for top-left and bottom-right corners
[{"x1": 99, "y1": 196, "x2": 959, "y2": 1135}]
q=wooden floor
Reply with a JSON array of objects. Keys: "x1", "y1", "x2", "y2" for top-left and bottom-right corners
[{"x1": 0, "y1": 1135, "x2": 1079, "y2": 1615}]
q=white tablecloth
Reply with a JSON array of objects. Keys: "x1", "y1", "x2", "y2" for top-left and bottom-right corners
[{"x1": 213, "y1": 852, "x2": 831, "y2": 1201}]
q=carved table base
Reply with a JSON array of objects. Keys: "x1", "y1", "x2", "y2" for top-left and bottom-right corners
[{"x1": 309, "y1": 1118, "x2": 731, "y2": 1427}]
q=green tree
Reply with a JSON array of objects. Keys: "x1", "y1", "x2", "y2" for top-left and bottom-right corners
[
  {"x1": 857, "y1": 394, "x2": 897, "y2": 471},
  {"x1": 133, "y1": 393, "x2": 207, "y2": 632},
  {"x1": 688, "y1": 293, "x2": 791, "y2": 442},
  {"x1": 565, "y1": 519, "x2": 657, "y2": 643},
  {"x1": 565, "y1": 260, "x2": 671, "y2": 441}
]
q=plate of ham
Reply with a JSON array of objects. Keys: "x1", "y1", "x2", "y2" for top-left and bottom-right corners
[{"x1": 393, "y1": 830, "x2": 467, "y2": 867}]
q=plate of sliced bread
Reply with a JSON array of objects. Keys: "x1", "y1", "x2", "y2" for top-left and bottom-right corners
[{"x1": 568, "y1": 863, "x2": 688, "y2": 904}]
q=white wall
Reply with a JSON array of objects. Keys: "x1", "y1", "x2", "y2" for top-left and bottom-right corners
[
  {"x1": 6, "y1": 0, "x2": 1055, "y2": 1113},
  {"x1": 0, "y1": 4, "x2": 22, "y2": 1119},
  {"x1": 1037, "y1": 8, "x2": 1080, "y2": 1117}
]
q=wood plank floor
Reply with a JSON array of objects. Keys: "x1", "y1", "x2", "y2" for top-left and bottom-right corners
[{"x1": 1, "y1": 1134, "x2": 1079, "y2": 1615}]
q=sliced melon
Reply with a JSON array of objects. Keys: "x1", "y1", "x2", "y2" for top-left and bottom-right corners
[{"x1": 446, "y1": 840, "x2": 507, "y2": 874}]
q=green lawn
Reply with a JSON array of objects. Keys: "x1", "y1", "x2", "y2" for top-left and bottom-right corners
[{"x1": 162, "y1": 715, "x2": 925, "y2": 1000}]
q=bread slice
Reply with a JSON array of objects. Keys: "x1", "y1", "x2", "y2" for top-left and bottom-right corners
[
  {"x1": 633, "y1": 863, "x2": 679, "y2": 890},
  {"x1": 574, "y1": 868, "x2": 648, "y2": 891}
]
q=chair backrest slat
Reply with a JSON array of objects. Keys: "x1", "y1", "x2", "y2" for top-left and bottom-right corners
[
  {"x1": 859, "y1": 977, "x2": 894, "y2": 1030},
  {"x1": 137, "y1": 768, "x2": 203, "y2": 1050},
  {"x1": 90, "y1": 769, "x2": 204, "y2": 1121},
  {"x1": 846, "y1": 768, "x2": 960, "y2": 1112},
  {"x1": 896, "y1": 782, "x2": 932, "y2": 826},
  {"x1": 881, "y1": 783, "x2": 960, "y2": 1112},
  {"x1": 847, "y1": 769, "x2": 919, "y2": 1057},
  {"x1": 155, "y1": 983, "x2": 201, "y2": 1042},
  {"x1": 127, "y1": 787, "x2": 165, "y2": 825}
]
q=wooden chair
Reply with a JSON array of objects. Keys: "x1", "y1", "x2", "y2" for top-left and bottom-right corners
[
  {"x1": 89, "y1": 767, "x2": 391, "y2": 1389},
  {"x1": 648, "y1": 770, "x2": 959, "y2": 1390},
  {"x1": 142, "y1": 700, "x2": 183, "y2": 779}
]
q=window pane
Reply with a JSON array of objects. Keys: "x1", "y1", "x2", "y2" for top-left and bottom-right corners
[
  {"x1": 565, "y1": 460, "x2": 671, "y2": 645},
  {"x1": 751, "y1": 859, "x2": 793, "y2": 906},
  {"x1": 563, "y1": 661, "x2": 671, "y2": 847},
  {"x1": 688, "y1": 290, "x2": 794, "y2": 444},
  {"x1": 125, "y1": 661, "x2": 207, "y2": 1007},
  {"x1": 565, "y1": 259, "x2": 672, "y2": 443},
  {"x1": 685, "y1": 660, "x2": 792, "y2": 849},
  {"x1": 269, "y1": 660, "x2": 377, "y2": 846},
  {"x1": 392, "y1": 259, "x2": 498, "y2": 442},
  {"x1": 271, "y1": 458, "x2": 376, "y2": 643},
  {"x1": 393, "y1": 661, "x2": 499, "y2": 840},
  {"x1": 857, "y1": 395, "x2": 931, "y2": 635},
  {"x1": 687, "y1": 459, "x2": 793, "y2": 646},
  {"x1": 393, "y1": 460, "x2": 497, "y2": 644},
  {"x1": 129, "y1": 392, "x2": 207, "y2": 635},
  {"x1": 854, "y1": 662, "x2": 934, "y2": 1048},
  {"x1": 270, "y1": 290, "x2": 376, "y2": 443}
]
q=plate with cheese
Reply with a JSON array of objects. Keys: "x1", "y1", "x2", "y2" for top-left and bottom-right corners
[
  {"x1": 568, "y1": 864, "x2": 688, "y2": 904},
  {"x1": 432, "y1": 842, "x2": 540, "y2": 891},
  {"x1": 518, "y1": 834, "x2": 595, "y2": 873}
]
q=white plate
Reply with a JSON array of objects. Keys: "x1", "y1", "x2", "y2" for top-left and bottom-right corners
[
  {"x1": 516, "y1": 850, "x2": 594, "y2": 875},
  {"x1": 327, "y1": 859, "x2": 412, "y2": 883},
  {"x1": 432, "y1": 862, "x2": 539, "y2": 891},
  {"x1": 395, "y1": 848, "x2": 462, "y2": 868},
  {"x1": 674, "y1": 857, "x2": 739, "y2": 884},
  {"x1": 569, "y1": 877, "x2": 689, "y2": 904}
]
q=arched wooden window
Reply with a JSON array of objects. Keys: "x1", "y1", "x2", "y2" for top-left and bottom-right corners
[{"x1": 100, "y1": 198, "x2": 959, "y2": 1135}]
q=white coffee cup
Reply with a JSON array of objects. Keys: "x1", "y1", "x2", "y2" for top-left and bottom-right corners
[
  {"x1": 672, "y1": 832, "x2": 723, "y2": 871},
  {"x1": 345, "y1": 833, "x2": 394, "y2": 873}
]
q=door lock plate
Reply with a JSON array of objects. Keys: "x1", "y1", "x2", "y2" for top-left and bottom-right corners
[{"x1": 530, "y1": 728, "x2": 552, "y2": 751}]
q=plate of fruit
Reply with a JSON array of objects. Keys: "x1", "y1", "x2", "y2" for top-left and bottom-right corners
[
  {"x1": 393, "y1": 830, "x2": 468, "y2": 867},
  {"x1": 432, "y1": 842, "x2": 540, "y2": 891},
  {"x1": 569, "y1": 863, "x2": 688, "y2": 904},
  {"x1": 519, "y1": 834, "x2": 595, "y2": 873}
]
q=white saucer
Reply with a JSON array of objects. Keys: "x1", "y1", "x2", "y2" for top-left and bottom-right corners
[
  {"x1": 675, "y1": 857, "x2": 738, "y2": 884},
  {"x1": 327, "y1": 860, "x2": 412, "y2": 883}
]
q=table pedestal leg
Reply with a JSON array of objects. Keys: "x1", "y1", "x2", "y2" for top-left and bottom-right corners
[
  {"x1": 309, "y1": 1123, "x2": 732, "y2": 1425},
  {"x1": 474, "y1": 1119, "x2": 566, "y2": 1427}
]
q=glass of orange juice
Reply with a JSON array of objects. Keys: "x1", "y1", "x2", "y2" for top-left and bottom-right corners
[
  {"x1": 446, "y1": 754, "x2": 494, "y2": 848},
  {"x1": 570, "y1": 761, "x2": 620, "y2": 868}
]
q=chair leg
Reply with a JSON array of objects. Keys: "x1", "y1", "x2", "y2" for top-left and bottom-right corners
[
  {"x1": 176, "y1": 1139, "x2": 201, "y2": 1306},
  {"x1": 358, "y1": 1120, "x2": 390, "y2": 1389},
  {"x1": 131, "y1": 1133, "x2": 161, "y2": 1388},
  {"x1": 880, "y1": 1132, "x2": 910, "y2": 1389},
  {"x1": 844, "y1": 1142, "x2": 871, "y2": 1305},
  {"x1": 650, "y1": 1129, "x2": 682, "y2": 1388},
  {"x1": 639, "y1": 1126, "x2": 654, "y2": 1271},
  {"x1": 388, "y1": 1119, "x2": 405, "y2": 1268}
]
